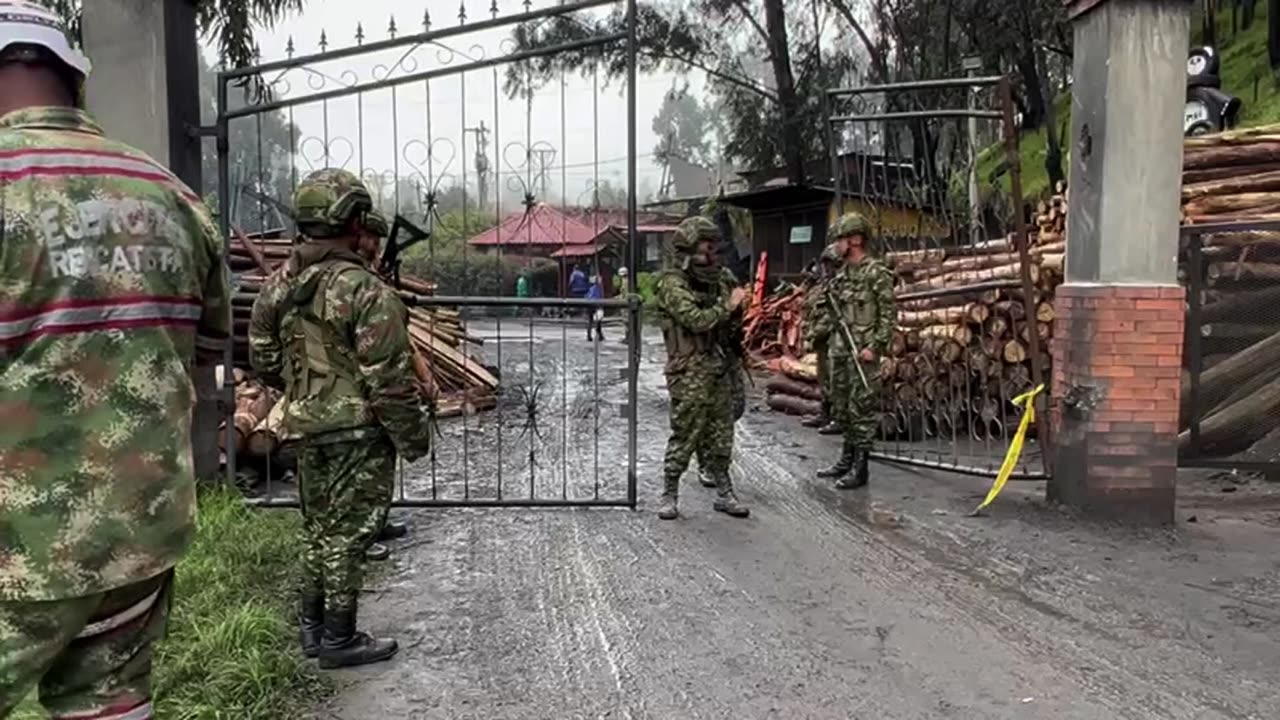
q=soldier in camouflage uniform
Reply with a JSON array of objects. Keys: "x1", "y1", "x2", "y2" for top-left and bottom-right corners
[
  {"x1": 0, "y1": 5, "x2": 231, "y2": 717},
  {"x1": 816, "y1": 213, "x2": 896, "y2": 489},
  {"x1": 802, "y1": 245, "x2": 843, "y2": 434},
  {"x1": 653, "y1": 217, "x2": 751, "y2": 520},
  {"x1": 249, "y1": 169, "x2": 433, "y2": 669}
]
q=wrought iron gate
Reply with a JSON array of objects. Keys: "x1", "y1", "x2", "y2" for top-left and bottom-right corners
[
  {"x1": 214, "y1": 0, "x2": 642, "y2": 508},
  {"x1": 826, "y1": 75, "x2": 1051, "y2": 480}
]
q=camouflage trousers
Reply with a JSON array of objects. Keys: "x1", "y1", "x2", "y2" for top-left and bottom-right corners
[
  {"x1": 298, "y1": 435, "x2": 395, "y2": 615},
  {"x1": 0, "y1": 570, "x2": 173, "y2": 720},
  {"x1": 814, "y1": 341, "x2": 831, "y2": 417},
  {"x1": 663, "y1": 360, "x2": 735, "y2": 496},
  {"x1": 830, "y1": 356, "x2": 881, "y2": 448}
]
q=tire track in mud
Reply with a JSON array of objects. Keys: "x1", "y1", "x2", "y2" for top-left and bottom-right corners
[{"x1": 733, "y1": 422, "x2": 1265, "y2": 720}]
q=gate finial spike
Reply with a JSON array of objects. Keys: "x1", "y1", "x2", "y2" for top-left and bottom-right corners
[
  {"x1": 490, "y1": 0, "x2": 498, "y2": 18},
  {"x1": 319, "y1": 29, "x2": 328, "y2": 52},
  {"x1": 286, "y1": 36, "x2": 295, "y2": 58},
  {"x1": 523, "y1": 0, "x2": 532, "y2": 11},
  {"x1": 458, "y1": 1, "x2": 467, "y2": 24},
  {"x1": 388, "y1": 15, "x2": 398, "y2": 39},
  {"x1": 423, "y1": 9, "x2": 431, "y2": 31},
  {"x1": 355, "y1": 23, "x2": 364, "y2": 45}
]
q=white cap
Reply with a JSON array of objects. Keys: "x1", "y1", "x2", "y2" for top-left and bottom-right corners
[
  {"x1": 618, "y1": 266, "x2": 629, "y2": 277},
  {"x1": 0, "y1": 2, "x2": 91, "y2": 77}
]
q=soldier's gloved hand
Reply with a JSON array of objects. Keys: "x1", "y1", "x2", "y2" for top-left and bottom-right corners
[{"x1": 729, "y1": 286, "x2": 749, "y2": 310}]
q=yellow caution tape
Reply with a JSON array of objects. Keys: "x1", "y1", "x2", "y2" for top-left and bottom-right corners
[{"x1": 972, "y1": 384, "x2": 1045, "y2": 516}]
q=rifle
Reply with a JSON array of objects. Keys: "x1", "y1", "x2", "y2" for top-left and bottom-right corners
[
  {"x1": 235, "y1": 185, "x2": 431, "y2": 287},
  {"x1": 822, "y1": 284, "x2": 871, "y2": 391},
  {"x1": 378, "y1": 214, "x2": 431, "y2": 291}
]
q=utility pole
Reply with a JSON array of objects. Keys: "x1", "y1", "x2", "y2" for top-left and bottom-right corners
[
  {"x1": 963, "y1": 56, "x2": 983, "y2": 245},
  {"x1": 465, "y1": 121, "x2": 490, "y2": 210},
  {"x1": 531, "y1": 146, "x2": 557, "y2": 202}
]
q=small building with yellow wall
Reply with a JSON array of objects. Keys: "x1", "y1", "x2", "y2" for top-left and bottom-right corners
[{"x1": 720, "y1": 181, "x2": 948, "y2": 286}]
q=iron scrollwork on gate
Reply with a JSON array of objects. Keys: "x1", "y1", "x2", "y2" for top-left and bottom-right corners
[
  {"x1": 826, "y1": 76, "x2": 1050, "y2": 480},
  {"x1": 215, "y1": 0, "x2": 643, "y2": 508}
]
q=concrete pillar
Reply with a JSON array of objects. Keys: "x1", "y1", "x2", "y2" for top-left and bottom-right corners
[
  {"x1": 83, "y1": 1, "x2": 219, "y2": 482},
  {"x1": 1050, "y1": 0, "x2": 1193, "y2": 524}
]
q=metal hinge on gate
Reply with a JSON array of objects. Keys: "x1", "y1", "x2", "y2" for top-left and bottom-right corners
[{"x1": 617, "y1": 403, "x2": 632, "y2": 419}]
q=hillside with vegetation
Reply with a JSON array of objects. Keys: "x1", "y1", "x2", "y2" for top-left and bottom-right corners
[{"x1": 987, "y1": 1, "x2": 1280, "y2": 202}]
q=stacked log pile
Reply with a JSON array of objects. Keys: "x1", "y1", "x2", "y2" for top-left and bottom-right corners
[
  {"x1": 873, "y1": 203, "x2": 1063, "y2": 441},
  {"x1": 753, "y1": 199, "x2": 1066, "y2": 435},
  {"x1": 1179, "y1": 124, "x2": 1280, "y2": 456}
]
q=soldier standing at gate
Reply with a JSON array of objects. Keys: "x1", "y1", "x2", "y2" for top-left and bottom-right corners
[
  {"x1": 0, "y1": 4, "x2": 231, "y2": 716},
  {"x1": 802, "y1": 245, "x2": 843, "y2": 434},
  {"x1": 817, "y1": 213, "x2": 896, "y2": 488},
  {"x1": 249, "y1": 169, "x2": 433, "y2": 669},
  {"x1": 653, "y1": 217, "x2": 752, "y2": 520}
]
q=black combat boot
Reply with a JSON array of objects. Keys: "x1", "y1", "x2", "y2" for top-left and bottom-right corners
[
  {"x1": 835, "y1": 448, "x2": 869, "y2": 489},
  {"x1": 817, "y1": 441, "x2": 855, "y2": 479},
  {"x1": 801, "y1": 414, "x2": 828, "y2": 429},
  {"x1": 376, "y1": 520, "x2": 408, "y2": 542},
  {"x1": 657, "y1": 475, "x2": 680, "y2": 520},
  {"x1": 299, "y1": 592, "x2": 324, "y2": 659},
  {"x1": 318, "y1": 602, "x2": 399, "y2": 669},
  {"x1": 818, "y1": 421, "x2": 843, "y2": 436},
  {"x1": 365, "y1": 543, "x2": 390, "y2": 562},
  {"x1": 699, "y1": 470, "x2": 717, "y2": 488}
]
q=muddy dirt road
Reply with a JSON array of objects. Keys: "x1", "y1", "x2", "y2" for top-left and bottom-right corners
[{"x1": 318, "y1": 322, "x2": 1280, "y2": 720}]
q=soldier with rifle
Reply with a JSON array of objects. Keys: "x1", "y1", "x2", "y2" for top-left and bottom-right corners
[
  {"x1": 249, "y1": 169, "x2": 434, "y2": 668},
  {"x1": 802, "y1": 245, "x2": 844, "y2": 435},
  {"x1": 816, "y1": 213, "x2": 896, "y2": 488}
]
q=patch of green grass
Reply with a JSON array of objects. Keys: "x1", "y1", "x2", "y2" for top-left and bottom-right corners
[
  {"x1": 1201, "y1": 0, "x2": 1280, "y2": 125},
  {"x1": 979, "y1": 3, "x2": 1280, "y2": 204},
  {"x1": 975, "y1": 93, "x2": 1070, "y2": 202},
  {"x1": 13, "y1": 488, "x2": 327, "y2": 720}
]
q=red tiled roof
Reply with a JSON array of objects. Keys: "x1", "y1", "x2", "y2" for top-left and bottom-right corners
[
  {"x1": 550, "y1": 244, "x2": 605, "y2": 258},
  {"x1": 467, "y1": 205, "x2": 681, "y2": 247}
]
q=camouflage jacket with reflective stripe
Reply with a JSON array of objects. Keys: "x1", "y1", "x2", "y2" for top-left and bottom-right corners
[{"x1": 0, "y1": 107, "x2": 231, "y2": 601}]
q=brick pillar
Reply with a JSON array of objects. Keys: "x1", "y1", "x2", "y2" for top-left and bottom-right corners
[
  {"x1": 1050, "y1": 286, "x2": 1184, "y2": 523},
  {"x1": 1052, "y1": 0, "x2": 1191, "y2": 524}
]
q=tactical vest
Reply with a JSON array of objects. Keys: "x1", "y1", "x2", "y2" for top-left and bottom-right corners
[
  {"x1": 657, "y1": 270, "x2": 731, "y2": 372},
  {"x1": 282, "y1": 260, "x2": 371, "y2": 433}
]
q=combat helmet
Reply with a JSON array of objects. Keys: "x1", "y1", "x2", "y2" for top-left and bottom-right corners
[
  {"x1": 665, "y1": 216, "x2": 723, "y2": 283},
  {"x1": 829, "y1": 211, "x2": 873, "y2": 243},
  {"x1": 293, "y1": 169, "x2": 389, "y2": 239}
]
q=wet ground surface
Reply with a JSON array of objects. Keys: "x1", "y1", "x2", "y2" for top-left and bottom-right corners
[{"x1": 314, "y1": 321, "x2": 1280, "y2": 720}]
